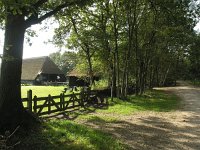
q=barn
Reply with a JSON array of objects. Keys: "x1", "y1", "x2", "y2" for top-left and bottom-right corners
[
  {"x1": 67, "y1": 69, "x2": 99, "y2": 87},
  {"x1": 21, "y1": 56, "x2": 66, "y2": 85}
]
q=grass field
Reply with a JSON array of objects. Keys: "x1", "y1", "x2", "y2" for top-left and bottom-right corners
[
  {"x1": 77, "y1": 90, "x2": 180, "y2": 122},
  {"x1": 106, "y1": 90, "x2": 179, "y2": 114},
  {"x1": 21, "y1": 85, "x2": 80, "y2": 112},
  {"x1": 15, "y1": 88, "x2": 180, "y2": 150},
  {"x1": 21, "y1": 86, "x2": 68, "y2": 98}
]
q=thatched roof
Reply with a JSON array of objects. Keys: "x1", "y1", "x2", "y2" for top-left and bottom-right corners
[
  {"x1": 67, "y1": 69, "x2": 87, "y2": 77},
  {"x1": 67, "y1": 69, "x2": 99, "y2": 77},
  {"x1": 21, "y1": 56, "x2": 63, "y2": 80}
]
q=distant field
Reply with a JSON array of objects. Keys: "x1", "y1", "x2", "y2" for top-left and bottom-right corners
[{"x1": 21, "y1": 86, "x2": 68, "y2": 98}]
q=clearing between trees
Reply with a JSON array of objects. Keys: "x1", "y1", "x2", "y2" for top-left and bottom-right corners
[
  {"x1": 5, "y1": 81, "x2": 199, "y2": 150},
  {"x1": 75, "y1": 81, "x2": 200, "y2": 150}
]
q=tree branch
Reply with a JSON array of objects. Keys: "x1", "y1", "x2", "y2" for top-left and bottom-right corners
[
  {"x1": 22, "y1": 0, "x2": 48, "y2": 16},
  {"x1": 33, "y1": 0, "x2": 48, "y2": 9},
  {"x1": 25, "y1": 0, "x2": 86, "y2": 28}
]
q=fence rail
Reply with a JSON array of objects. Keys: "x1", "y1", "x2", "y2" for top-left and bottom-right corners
[{"x1": 22, "y1": 90, "x2": 105, "y2": 116}]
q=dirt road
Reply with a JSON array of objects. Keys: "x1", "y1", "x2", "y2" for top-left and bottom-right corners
[{"x1": 79, "y1": 81, "x2": 200, "y2": 150}]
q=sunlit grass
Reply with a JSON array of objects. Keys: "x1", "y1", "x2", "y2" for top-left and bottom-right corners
[
  {"x1": 78, "y1": 114, "x2": 118, "y2": 123},
  {"x1": 74, "y1": 90, "x2": 180, "y2": 125},
  {"x1": 21, "y1": 86, "x2": 67, "y2": 98},
  {"x1": 21, "y1": 86, "x2": 80, "y2": 113},
  {"x1": 94, "y1": 90, "x2": 180, "y2": 115},
  {"x1": 21, "y1": 86, "x2": 179, "y2": 116},
  {"x1": 18, "y1": 120, "x2": 128, "y2": 150},
  {"x1": 17, "y1": 89, "x2": 180, "y2": 150}
]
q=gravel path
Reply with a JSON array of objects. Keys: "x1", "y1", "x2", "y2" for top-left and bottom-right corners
[{"x1": 77, "y1": 81, "x2": 200, "y2": 150}]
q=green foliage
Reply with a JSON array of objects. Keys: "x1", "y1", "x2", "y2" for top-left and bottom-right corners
[
  {"x1": 92, "y1": 79, "x2": 109, "y2": 89},
  {"x1": 49, "y1": 51, "x2": 78, "y2": 75},
  {"x1": 51, "y1": 0, "x2": 200, "y2": 95},
  {"x1": 75, "y1": 56, "x2": 107, "y2": 78},
  {"x1": 188, "y1": 34, "x2": 200, "y2": 80}
]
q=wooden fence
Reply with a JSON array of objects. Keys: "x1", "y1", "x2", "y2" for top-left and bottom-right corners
[{"x1": 22, "y1": 90, "x2": 106, "y2": 116}]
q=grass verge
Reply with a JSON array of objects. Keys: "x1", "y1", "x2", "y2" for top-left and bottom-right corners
[
  {"x1": 16, "y1": 120, "x2": 127, "y2": 150},
  {"x1": 16, "y1": 89, "x2": 180, "y2": 150},
  {"x1": 97, "y1": 90, "x2": 180, "y2": 115},
  {"x1": 75, "y1": 89, "x2": 180, "y2": 123}
]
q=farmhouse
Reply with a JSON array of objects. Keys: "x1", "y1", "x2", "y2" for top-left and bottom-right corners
[
  {"x1": 21, "y1": 56, "x2": 66, "y2": 85},
  {"x1": 67, "y1": 69, "x2": 99, "y2": 87}
]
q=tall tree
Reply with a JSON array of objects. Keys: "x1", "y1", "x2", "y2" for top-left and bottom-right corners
[
  {"x1": 51, "y1": 0, "x2": 199, "y2": 97},
  {"x1": 0, "y1": 0, "x2": 90, "y2": 132},
  {"x1": 188, "y1": 33, "x2": 200, "y2": 80}
]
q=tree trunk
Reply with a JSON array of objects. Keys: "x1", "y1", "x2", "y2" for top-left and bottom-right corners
[
  {"x1": 113, "y1": 0, "x2": 120, "y2": 98},
  {"x1": 85, "y1": 45, "x2": 94, "y2": 86},
  {"x1": 111, "y1": 52, "x2": 117, "y2": 101},
  {"x1": 0, "y1": 14, "x2": 34, "y2": 132},
  {"x1": 135, "y1": 29, "x2": 140, "y2": 95},
  {"x1": 70, "y1": 16, "x2": 94, "y2": 86}
]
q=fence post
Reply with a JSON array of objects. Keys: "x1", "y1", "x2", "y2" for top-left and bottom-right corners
[
  {"x1": 62, "y1": 93, "x2": 65, "y2": 111},
  {"x1": 48, "y1": 94, "x2": 51, "y2": 114},
  {"x1": 86, "y1": 87, "x2": 91, "y2": 103},
  {"x1": 27, "y1": 90, "x2": 32, "y2": 112},
  {"x1": 80, "y1": 89, "x2": 84, "y2": 107},
  {"x1": 72, "y1": 92, "x2": 75, "y2": 106},
  {"x1": 60, "y1": 93, "x2": 64, "y2": 111},
  {"x1": 33, "y1": 95, "x2": 37, "y2": 114}
]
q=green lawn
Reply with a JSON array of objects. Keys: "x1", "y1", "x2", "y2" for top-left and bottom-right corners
[
  {"x1": 106, "y1": 90, "x2": 179, "y2": 114},
  {"x1": 21, "y1": 86, "x2": 68, "y2": 98},
  {"x1": 16, "y1": 87, "x2": 180, "y2": 150},
  {"x1": 21, "y1": 86, "x2": 179, "y2": 117},
  {"x1": 21, "y1": 86, "x2": 179, "y2": 116},
  {"x1": 17, "y1": 120, "x2": 127, "y2": 150},
  {"x1": 77, "y1": 90, "x2": 180, "y2": 122},
  {"x1": 21, "y1": 85, "x2": 80, "y2": 113}
]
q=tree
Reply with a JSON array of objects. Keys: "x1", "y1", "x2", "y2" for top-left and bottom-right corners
[
  {"x1": 49, "y1": 51, "x2": 78, "y2": 74},
  {"x1": 51, "y1": 0, "x2": 199, "y2": 98},
  {"x1": 0, "y1": 0, "x2": 90, "y2": 132},
  {"x1": 188, "y1": 34, "x2": 200, "y2": 80}
]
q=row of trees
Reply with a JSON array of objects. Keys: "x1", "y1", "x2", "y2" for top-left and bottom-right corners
[
  {"x1": 188, "y1": 34, "x2": 200, "y2": 80},
  {"x1": 51, "y1": 0, "x2": 199, "y2": 99},
  {"x1": 0, "y1": 0, "x2": 199, "y2": 132}
]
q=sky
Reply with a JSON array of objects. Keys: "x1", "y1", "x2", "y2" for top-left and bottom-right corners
[
  {"x1": 194, "y1": 21, "x2": 200, "y2": 32},
  {"x1": 0, "y1": 20, "x2": 65, "y2": 59}
]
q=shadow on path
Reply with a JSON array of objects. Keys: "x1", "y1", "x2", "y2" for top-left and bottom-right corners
[{"x1": 81, "y1": 81, "x2": 200, "y2": 150}]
